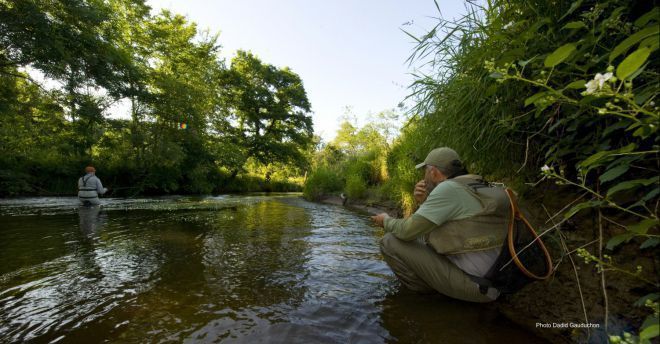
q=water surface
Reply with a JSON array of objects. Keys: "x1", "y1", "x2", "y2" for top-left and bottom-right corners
[{"x1": 0, "y1": 194, "x2": 543, "y2": 343}]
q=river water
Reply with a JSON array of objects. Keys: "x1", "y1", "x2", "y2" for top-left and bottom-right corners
[{"x1": 0, "y1": 194, "x2": 543, "y2": 343}]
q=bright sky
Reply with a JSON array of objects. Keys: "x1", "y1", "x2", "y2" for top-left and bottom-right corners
[{"x1": 147, "y1": 0, "x2": 469, "y2": 142}]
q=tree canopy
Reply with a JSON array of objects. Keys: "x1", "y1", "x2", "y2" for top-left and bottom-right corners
[{"x1": 221, "y1": 51, "x2": 314, "y2": 169}]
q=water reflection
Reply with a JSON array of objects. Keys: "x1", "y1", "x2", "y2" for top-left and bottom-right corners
[{"x1": 78, "y1": 205, "x2": 105, "y2": 238}]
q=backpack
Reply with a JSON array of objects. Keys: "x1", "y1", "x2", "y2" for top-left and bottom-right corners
[{"x1": 468, "y1": 187, "x2": 554, "y2": 295}]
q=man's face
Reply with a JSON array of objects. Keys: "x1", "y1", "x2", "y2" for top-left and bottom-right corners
[{"x1": 424, "y1": 165, "x2": 439, "y2": 193}]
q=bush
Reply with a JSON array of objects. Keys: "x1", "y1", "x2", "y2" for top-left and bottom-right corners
[
  {"x1": 302, "y1": 167, "x2": 342, "y2": 200},
  {"x1": 343, "y1": 157, "x2": 372, "y2": 183},
  {"x1": 0, "y1": 168, "x2": 33, "y2": 196},
  {"x1": 344, "y1": 174, "x2": 367, "y2": 199}
]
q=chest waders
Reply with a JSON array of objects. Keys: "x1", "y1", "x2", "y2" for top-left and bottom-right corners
[{"x1": 79, "y1": 175, "x2": 98, "y2": 206}]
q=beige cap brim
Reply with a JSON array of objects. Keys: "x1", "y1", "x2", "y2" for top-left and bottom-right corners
[{"x1": 415, "y1": 162, "x2": 426, "y2": 169}]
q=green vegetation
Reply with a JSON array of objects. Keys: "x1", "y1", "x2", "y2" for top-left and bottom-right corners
[
  {"x1": 303, "y1": 111, "x2": 396, "y2": 202},
  {"x1": 0, "y1": 0, "x2": 313, "y2": 196},
  {"x1": 305, "y1": 0, "x2": 658, "y2": 342},
  {"x1": 302, "y1": 166, "x2": 343, "y2": 201}
]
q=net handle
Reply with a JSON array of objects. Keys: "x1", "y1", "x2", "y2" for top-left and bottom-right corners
[{"x1": 505, "y1": 188, "x2": 554, "y2": 280}]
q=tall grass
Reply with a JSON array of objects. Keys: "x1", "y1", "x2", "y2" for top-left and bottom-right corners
[{"x1": 396, "y1": 0, "x2": 576, "y2": 182}]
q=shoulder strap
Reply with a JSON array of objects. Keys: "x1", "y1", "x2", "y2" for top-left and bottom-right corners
[{"x1": 82, "y1": 174, "x2": 91, "y2": 187}]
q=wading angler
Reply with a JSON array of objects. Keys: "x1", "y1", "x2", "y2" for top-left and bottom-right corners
[{"x1": 77, "y1": 166, "x2": 108, "y2": 206}]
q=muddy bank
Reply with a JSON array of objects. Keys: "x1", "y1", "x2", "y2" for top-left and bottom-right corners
[
  {"x1": 316, "y1": 190, "x2": 657, "y2": 344},
  {"x1": 499, "y1": 185, "x2": 657, "y2": 344}
]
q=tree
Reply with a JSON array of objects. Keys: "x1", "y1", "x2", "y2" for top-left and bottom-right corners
[
  {"x1": 220, "y1": 51, "x2": 314, "y2": 170},
  {"x1": 0, "y1": 0, "x2": 138, "y2": 96},
  {"x1": 0, "y1": 0, "x2": 148, "y2": 164},
  {"x1": 333, "y1": 120, "x2": 387, "y2": 155},
  {"x1": 106, "y1": 0, "x2": 153, "y2": 154},
  {"x1": 136, "y1": 10, "x2": 225, "y2": 193}
]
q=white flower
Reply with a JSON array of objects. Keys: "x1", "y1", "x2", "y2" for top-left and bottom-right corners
[
  {"x1": 595, "y1": 72, "x2": 613, "y2": 88},
  {"x1": 585, "y1": 79, "x2": 599, "y2": 94},
  {"x1": 584, "y1": 72, "x2": 613, "y2": 94},
  {"x1": 541, "y1": 165, "x2": 551, "y2": 172}
]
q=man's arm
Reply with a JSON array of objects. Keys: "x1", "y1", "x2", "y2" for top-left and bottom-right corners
[
  {"x1": 383, "y1": 214, "x2": 436, "y2": 241},
  {"x1": 96, "y1": 178, "x2": 107, "y2": 195},
  {"x1": 371, "y1": 212, "x2": 436, "y2": 241}
]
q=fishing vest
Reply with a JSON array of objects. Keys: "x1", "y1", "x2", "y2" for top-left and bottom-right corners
[
  {"x1": 78, "y1": 174, "x2": 99, "y2": 200},
  {"x1": 424, "y1": 176, "x2": 511, "y2": 255}
]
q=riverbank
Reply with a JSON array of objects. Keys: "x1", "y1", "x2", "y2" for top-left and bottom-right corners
[
  {"x1": 318, "y1": 195, "x2": 399, "y2": 217},
  {"x1": 317, "y1": 188, "x2": 655, "y2": 344}
]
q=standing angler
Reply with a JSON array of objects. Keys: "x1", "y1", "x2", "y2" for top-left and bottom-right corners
[{"x1": 78, "y1": 166, "x2": 108, "y2": 206}]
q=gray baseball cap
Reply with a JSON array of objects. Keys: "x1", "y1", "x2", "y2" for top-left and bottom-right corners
[{"x1": 415, "y1": 147, "x2": 461, "y2": 170}]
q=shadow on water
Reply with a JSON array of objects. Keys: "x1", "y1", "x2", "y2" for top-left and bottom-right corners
[
  {"x1": 379, "y1": 291, "x2": 540, "y2": 344},
  {"x1": 0, "y1": 195, "x2": 546, "y2": 343}
]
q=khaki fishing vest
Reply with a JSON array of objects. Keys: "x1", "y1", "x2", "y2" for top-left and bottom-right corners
[{"x1": 424, "y1": 176, "x2": 511, "y2": 255}]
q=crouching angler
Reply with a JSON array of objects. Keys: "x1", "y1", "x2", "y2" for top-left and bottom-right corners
[
  {"x1": 78, "y1": 166, "x2": 108, "y2": 206},
  {"x1": 371, "y1": 147, "x2": 552, "y2": 303}
]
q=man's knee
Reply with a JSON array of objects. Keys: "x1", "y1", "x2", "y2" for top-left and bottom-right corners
[{"x1": 380, "y1": 232, "x2": 398, "y2": 255}]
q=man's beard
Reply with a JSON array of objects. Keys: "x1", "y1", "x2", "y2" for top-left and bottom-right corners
[{"x1": 424, "y1": 176, "x2": 439, "y2": 194}]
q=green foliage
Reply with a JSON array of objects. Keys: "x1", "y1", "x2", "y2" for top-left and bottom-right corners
[
  {"x1": 333, "y1": 121, "x2": 387, "y2": 156},
  {"x1": 344, "y1": 175, "x2": 367, "y2": 199},
  {"x1": 396, "y1": 0, "x2": 658, "y2": 218},
  {"x1": 344, "y1": 157, "x2": 372, "y2": 185},
  {"x1": 302, "y1": 167, "x2": 343, "y2": 201},
  {"x1": 219, "y1": 50, "x2": 314, "y2": 170},
  {"x1": 0, "y1": 0, "x2": 139, "y2": 95},
  {"x1": 303, "y1": 116, "x2": 394, "y2": 202},
  {"x1": 384, "y1": 120, "x2": 425, "y2": 215},
  {"x1": 486, "y1": 1, "x2": 659, "y2": 253}
]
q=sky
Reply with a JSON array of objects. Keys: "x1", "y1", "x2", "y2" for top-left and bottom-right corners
[{"x1": 146, "y1": 0, "x2": 470, "y2": 142}]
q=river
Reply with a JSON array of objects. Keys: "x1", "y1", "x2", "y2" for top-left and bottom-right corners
[{"x1": 0, "y1": 194, "x2": 544, "y2": 343}]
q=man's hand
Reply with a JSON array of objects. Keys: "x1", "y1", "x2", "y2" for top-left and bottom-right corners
[
  {"x1": 414, "y1": 180, "x2": 428, "y2": 204},
  {"x1": 371, "y1": 213, "x2": 390, "y2": 227}
]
